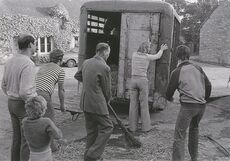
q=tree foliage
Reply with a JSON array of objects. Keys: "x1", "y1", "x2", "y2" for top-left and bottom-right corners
[{"x1": 166, "y1": 0, "x2": 219, "y2": 44}]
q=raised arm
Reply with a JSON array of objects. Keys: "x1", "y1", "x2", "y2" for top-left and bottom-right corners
[{"x1": 147, "y1": 44, "x2": 168, "y2": 61}]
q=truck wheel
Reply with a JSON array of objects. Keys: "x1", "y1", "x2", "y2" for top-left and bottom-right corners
[{"x1": 66, "y1": 60, "x2": 76, "y2": 68}]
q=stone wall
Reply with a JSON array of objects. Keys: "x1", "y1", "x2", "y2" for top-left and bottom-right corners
[
  {"x1": 199, "y1": 1, "x2": 230, "y2": 65},
  {"x1": 0, "y1": 38, "x2": 12, "y2": 64}
]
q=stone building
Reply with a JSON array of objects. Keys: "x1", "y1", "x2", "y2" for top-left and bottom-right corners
[
  {"x1": 199, "y1": 0, "x2": 230, "y2": 65},
  {"x1": 0, "y1": 0, "x2": 81, "y2": 64}
]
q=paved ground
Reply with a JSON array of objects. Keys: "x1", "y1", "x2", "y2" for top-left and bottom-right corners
[{"x1": 0, "y1": 61, "x2": 230, "y2": 161}]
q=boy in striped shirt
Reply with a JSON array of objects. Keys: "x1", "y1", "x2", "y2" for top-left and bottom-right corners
[{"x1": 36, "y1": 49, "x2": 66, "y2": 152}]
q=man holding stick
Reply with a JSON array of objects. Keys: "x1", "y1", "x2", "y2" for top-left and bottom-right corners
[{"x1": 74, "y1": 42, "x2": 113, "y2": 161}]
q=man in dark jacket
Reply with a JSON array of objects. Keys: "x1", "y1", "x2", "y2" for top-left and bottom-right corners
[
  {"x1": 75, "y1": 43, "x2": 113, "y2": 161},
  {"x1": 166, "y1": 45, "x2": 212, "y2": 161}
]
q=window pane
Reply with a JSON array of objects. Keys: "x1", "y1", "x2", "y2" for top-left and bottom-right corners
[
  {"x1": 91, "y1": 28, "x2": 97, "y2": 33},
  {"x1": 36, "y1": 39, "x2": 38, "y2": 52},
  {"x1": 40, "y1": 37, "x2": 45, "y2": 52},
  {"x1": 47, "y1": 37, "x2": 52, "y2": 52},
  {"x1": 87, "y1": 14, "x2": 105, "y2": 33},
  {"x1": 91, "y1": 22, "x2": 98, "y2": 27},
  {"x1": 99, "y1": 23, "x2": 104, "y2": 28},
  {"x1": 99, "y1": 17, "x2": 105, "y2": 22},
  {"x1": 91, "y1": 15, "x2": 98, "y2": 20}
]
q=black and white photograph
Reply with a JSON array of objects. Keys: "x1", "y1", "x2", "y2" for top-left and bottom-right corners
[{"x1": 0, "y1": 0, "x2": 230, "y2": 161}]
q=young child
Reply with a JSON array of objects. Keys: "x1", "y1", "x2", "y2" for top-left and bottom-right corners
[{"x1": 22, "y1": 96, "x2": 63, "y2": 161}]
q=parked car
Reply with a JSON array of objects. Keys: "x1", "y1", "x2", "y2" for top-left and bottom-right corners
[{"x1": 62, "y1": 48, "x2": 78, "y2": 68}]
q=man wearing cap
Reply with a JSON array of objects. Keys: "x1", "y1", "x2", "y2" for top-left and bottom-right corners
[
  {"x1": 1, "y1": 34, "x2": 37, "y2": 161},
  {"x1": 75, "y1": 42, "x2": 113, "y2": 161},
  {"x1": 35, "y1": 49, "x2": 66, "y2": 152},
  {"x1": 166, "y1": 45, "x2": 212, "y2": 161}
]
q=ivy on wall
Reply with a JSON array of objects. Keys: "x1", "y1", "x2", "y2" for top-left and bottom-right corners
[
  {"x1": 0, "y1": 3, "x2": 79, "y2": 61},
  {"x1": 48, "y1": 3, "x2": 70, "y2": 22}
]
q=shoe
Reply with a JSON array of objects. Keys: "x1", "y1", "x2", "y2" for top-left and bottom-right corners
[
  {"x1": 127, "y1": 128, "x2": 136, "y2": 133},
  {"x1": 141, "y1": 128, "x2": 153, "y2": 135}
]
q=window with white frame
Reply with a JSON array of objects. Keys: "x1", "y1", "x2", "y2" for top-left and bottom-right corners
[
  {"x1": 87, "y1": 14, "x2": 105, "y2": 34},
  {"x1": 36, "y1": 36, "x2": 54, "y2": 54}
]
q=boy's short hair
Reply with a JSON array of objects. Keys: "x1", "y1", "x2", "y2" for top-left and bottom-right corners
[
  {"x1": 18, "y1": 35, "x2": 35, "y2": 50},
  {"x1": 25, "y1": 96, "x2": 47, "y2": 120},
  {"x1": 95, "y1": 43, "x2": 110, "y2": 53},
  {"x1": 176, "y1": 45, "x2": 191, "y2": 60}
]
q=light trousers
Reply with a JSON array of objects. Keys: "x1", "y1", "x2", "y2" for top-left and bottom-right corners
[{"x1": 129, "y1": 77, "x2": 151, "y2": 132}]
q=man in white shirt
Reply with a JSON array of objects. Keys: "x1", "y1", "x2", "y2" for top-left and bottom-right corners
[{"x1": 1, "y1": 34, "x2": 37, "y2": 161}]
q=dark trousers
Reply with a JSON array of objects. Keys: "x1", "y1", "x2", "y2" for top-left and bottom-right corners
[
  {"x1": 172, "y1": 103, "x2": 206, "y2": 161},
  {"x1": 8, "y1": 99, "x2": 29, "y2": 161},
  {"x1": 37, "y1": 90, "x2": 55, "y2": 121},
  {"x1": 84, "y1": 112, "x2": 113, "y2": 161}
]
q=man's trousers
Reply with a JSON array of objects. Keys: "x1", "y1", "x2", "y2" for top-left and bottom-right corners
[
  {"x1": 84, "y1": 112, "x2": 113, "y2": 161},
  {"x1": 8, "y1": 99, "x2": 29, "y2": 161},
  {"x1": 172, "y1": 102, "x2": 206, "y2": 161}
]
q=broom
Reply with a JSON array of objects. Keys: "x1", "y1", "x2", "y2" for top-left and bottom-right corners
[
  {"x1": 107, "y1": 103, "x2": 142, "y2": 148},
  {"x1": 207, "y1": 95, "x2": 230, "y2": 103}
]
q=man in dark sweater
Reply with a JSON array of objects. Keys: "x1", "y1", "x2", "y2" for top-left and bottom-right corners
[{"x1": 166, "y1": 45, "x2": 212, "y2": 161}]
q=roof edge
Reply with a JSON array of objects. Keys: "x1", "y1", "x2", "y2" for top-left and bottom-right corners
[{"x1": 81, "y1": 0, "x2": 180, "y2": 22}]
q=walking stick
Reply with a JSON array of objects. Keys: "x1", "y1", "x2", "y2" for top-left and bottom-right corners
[
  {"x1": 107, "y1": 103, "x2": 142, "y2": 148},
  {"x1": 206, "y1": 95, "x2": 230, "y2": 103},
  {"x1": 54, "y1": 107, "x2": 82, "y2": 121},
  {"x1": 203, "y1": 135, "x2": 230, "y2": 157}
]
